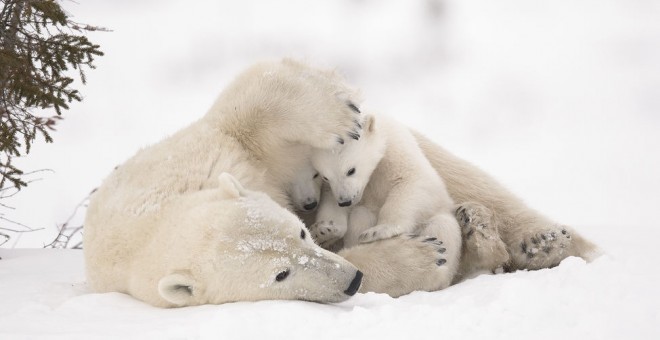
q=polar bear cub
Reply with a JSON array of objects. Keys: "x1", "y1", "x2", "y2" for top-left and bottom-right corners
[
  {"x1": 288, "y1": 161, "x2": 322, "y2": 213},
  {"x1": 310, "y1": 113, "x2": 462, "y2": 287}
]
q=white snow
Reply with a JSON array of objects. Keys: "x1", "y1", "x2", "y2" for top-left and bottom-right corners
[
  {"x1": 1, "y1": 0, "x2": 659, "y2": 338},
  {"x1": 0, "y1": 249, "x2": 657, "y2": 339}
]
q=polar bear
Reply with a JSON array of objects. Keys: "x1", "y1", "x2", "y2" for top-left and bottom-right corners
[
  {"x1": 310, "y1": 113, "x2": 462, "y2": 290},
  {"x1": 84, "y1": 60, "x2": 449, "y2": 306},
  {"x1": 83, "y1": 60, "x2": 368, "y2": 307},
  {"x1": 288, "y1": 161, "x2": 322, "y2": 213},
  {"x1": 298, "y1": 121, "x2": 599, "y2": 282}
]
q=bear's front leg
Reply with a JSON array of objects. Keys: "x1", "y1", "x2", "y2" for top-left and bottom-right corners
[
  {"x1": 291, "y1": 99, "x2": 364, "y2": 150},
  {"x1": 265, "y1": 61, "x2": 365, "y2": 150},
  {"x1": 359, "y1": 181, "x2": 425, "y2": 244},
  {"x1": 339, "y1": 234, "x2": 451, "y2": 297}
]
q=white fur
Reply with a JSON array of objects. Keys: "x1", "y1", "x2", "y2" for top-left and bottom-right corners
[
  {"x1": 412, "y1": 131, "x2": 602, "y2": 278},
  {"x1": 287, "y1": 161, "x2": 322, "y2": 213},
  {"x1": 311, "y1": 113, "x2": 462, "y2": 292},
  {"x1": 84, "y1": 60, "x2": 365, "y2": 307},
  {"x1": 85, "y1": 59, "x2": 601, "y2": 306}
]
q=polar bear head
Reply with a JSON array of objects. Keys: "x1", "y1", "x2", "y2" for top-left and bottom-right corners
[
  {"x1": 155, "y1": 173, "x2": 362, "y2": 307},
  {"x1": 288, "y1": 163, "x2": 322, "y2": 212},
  {"x1": 311, "y1": 114, "x2": 386, "y2": 207}
]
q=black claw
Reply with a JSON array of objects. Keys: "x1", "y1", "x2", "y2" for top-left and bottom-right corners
[
  {"x1": 337, "y1": 136, "x2": 344, "y2": 145},
  {"x1": 347, "y1": 101, "x2": 361, "y2": 113},
  {"x1": 438, "y1": 248, "x2": 446, "y2": 254},
  {"x1": 424, "y1": 237, "x2": 437, "y2": 242},
  {"x1": 348, "y1": 131, "x2": 360, "y2": 140},
  {"x1": 436, "y1": 259, "x2": 447, "y2": 266},
  {"x1": 354, "y1": 119, "x2": 362, "y2": 129},
  {"x1": 561, "y1": 229, "x2": 568, "y2": 235},
  {"x1": 541, "y1": 234, "x2": 547, "y2": 241}
]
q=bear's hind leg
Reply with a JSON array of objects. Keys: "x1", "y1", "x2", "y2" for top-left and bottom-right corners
[
  {"x1": 454, "y1": 202, "x2": 509, "y2": 280},
  {"x1": 506, "y1": 222, "x2": 600, "y2": 271}
]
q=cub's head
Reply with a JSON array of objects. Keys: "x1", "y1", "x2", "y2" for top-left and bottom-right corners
[
  {"x1": 156, "y1": 173, "x2": 362, "y2": 307},
  {"x1": 311, "y1": 114, "x2": 386, "y2": 207},
  {"x1": 288, "y1": 164, "x2": 322, "y2": 213}
]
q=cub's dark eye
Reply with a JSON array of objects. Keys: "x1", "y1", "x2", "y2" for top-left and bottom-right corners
[
  {"x1": 346, "y1": 168, "x2": 356, "y2": 176},
  {"x1": 275, "y1": 269, "x2": 290, "y2": 282},
  {"x1": 300, "y1": 229, "x2": 306, "y2": 239},
  {"x1": 313, "y1": 172, "x2": 319, "y2": 179}
]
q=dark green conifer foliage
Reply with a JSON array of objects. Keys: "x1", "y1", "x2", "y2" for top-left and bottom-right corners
[{"x1": 0, "y1": 0, "x2": 104, "y2": 191}]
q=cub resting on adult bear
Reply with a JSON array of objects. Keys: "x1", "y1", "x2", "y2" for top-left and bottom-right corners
[{"x1": 298, "y1": 119, "x2": 600, "y2": 281}]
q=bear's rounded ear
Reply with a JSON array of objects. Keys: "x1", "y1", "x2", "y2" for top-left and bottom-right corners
[
  {"x1": 158, "y1": 272, "x2": 197, "y2": 306},
  {"x1": 218, "y1": 172, "x2": 246, "y2": 199},
  {"x1": 364, "y1": 114, "x2": 376, "y2": 133}
]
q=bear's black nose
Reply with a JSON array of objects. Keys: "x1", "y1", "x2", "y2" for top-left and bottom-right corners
[
  {"x1": 343, "y1": 270, "x2": 363, "y2": 296},
  {"x1": 303, "y1": 201, "x2": 318, "y2": 211},
  {"x1": 338, "y1": 200, "x2": 352, "y2": 207}
]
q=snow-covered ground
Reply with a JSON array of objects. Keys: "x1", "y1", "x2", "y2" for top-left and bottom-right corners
[
  {"x1": 0, "y1": 248, "x2": 657, "y2": 339},
  {"x1": 1, "y1": 0, "x2": 659, "y2": 338}
]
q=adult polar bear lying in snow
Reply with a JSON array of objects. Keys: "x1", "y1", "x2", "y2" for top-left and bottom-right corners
[
  {"x1": 84, "y1": 60, "x2": 448, "y2": 307},
  {"x1": 85, "y1": 59, "x2": 600, "y2": 307}
]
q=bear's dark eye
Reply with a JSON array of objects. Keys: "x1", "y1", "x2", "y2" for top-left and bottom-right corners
[
  {"x1": 300, "y1": 229, "x2": 306, "y2": 239},
  {"x1": 313, "y1": 172, "x2": 319, "y2": 179},
  {"x1": 346, "y1": 168, "x2": 356, "y2": 176},
  {"x1": 275, "y1": 269, "x2": 290, "y2": 282}
]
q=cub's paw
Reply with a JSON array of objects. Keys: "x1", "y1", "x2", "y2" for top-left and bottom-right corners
[
  {"x1": 309, "y1": 220, "x2": 345, "y2": 249},
  {"x1": 358, "y1": 224, "x2": 404, "y2": 244}
]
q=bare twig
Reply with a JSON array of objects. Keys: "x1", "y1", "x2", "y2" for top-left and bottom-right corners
[
  {"x1": 0, "y1": 232, "x2": 10, "y2": 247},
  {"x1": 43, "y1": 188, "x2": 94, "y2": 249}
]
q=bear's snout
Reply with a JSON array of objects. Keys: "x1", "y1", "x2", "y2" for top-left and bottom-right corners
[{"x1": 343, "y1": 270, "x2": 363, "y2": 296}]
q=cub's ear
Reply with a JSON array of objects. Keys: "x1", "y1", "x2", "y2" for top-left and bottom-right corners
[
  {"x1": 158, "y1": 272, "x2": 197, "y2": 306},
  {"x1": 218, "y1": 172, "x2": 246, "y2": 199},
  {"x1": 364, "y1": 114, "x2": 376, "y2": 133}
]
